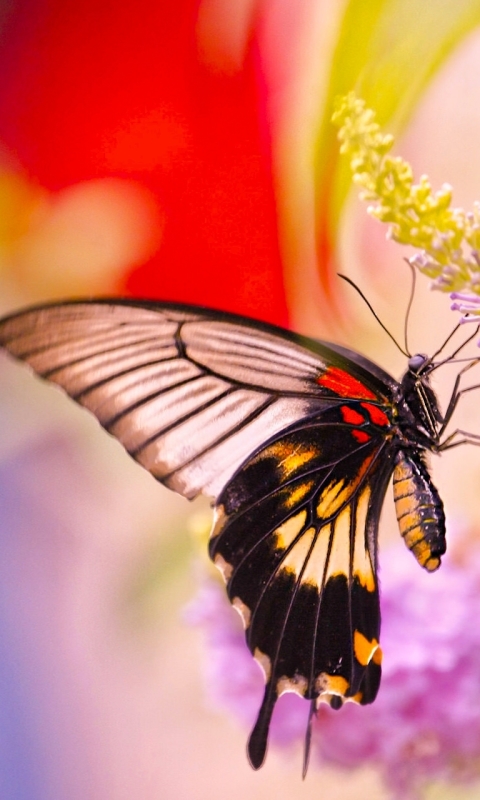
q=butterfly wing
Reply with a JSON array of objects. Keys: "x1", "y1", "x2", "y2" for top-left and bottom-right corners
[
  {"x1": 0, "y1": 299, "x2": 398, "y2": 766},
  {"x1": 0, "y1": 299, "x2": 395, "y2": 498},
  {"x1": 210, "y1": 404, "x2": 392, "y2": 768}
]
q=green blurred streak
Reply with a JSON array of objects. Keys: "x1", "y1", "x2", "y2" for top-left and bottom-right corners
[
  {"x1": 121, "y1": 521, "x2": 194, "y2": 628},
  {"x1": 316, "y1": 0, "x2": 480, "y2": 290}
]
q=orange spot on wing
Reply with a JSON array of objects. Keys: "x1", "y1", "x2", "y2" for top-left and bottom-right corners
[
  {"x1": 354, "y1": 630, "x2": 381, "y2": 667},
  {"x1": 317, "y1": 367, "x2": 377, "y2": 400},
  {"x1": 360, "y1": 402, "x2": 390, "y2": 427}
]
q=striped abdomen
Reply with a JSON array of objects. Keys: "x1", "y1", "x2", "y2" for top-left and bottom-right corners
[{"x1": 392, "y1": 450, "x2": 446, "y2": 572}]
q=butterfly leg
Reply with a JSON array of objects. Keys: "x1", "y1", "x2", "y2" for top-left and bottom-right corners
[
  {"x1": 438, "y1": 361, "x2": 480, "y2": 437},
  {"x1": 438, "y1": 429, "x2": 480, "y2": 450},
  {"x1": 438, "y1": 376, "x2": 480, "y2": 450}
]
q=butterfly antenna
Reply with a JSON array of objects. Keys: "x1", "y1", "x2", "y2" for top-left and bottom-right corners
[
  {"x1": 338, "y1": 274, "x2": 409, "y2": 356},
  {"x1": 302, "y1": 699, "x2": 317, "y2": 779},
  {"x1": 402, "y1": 260, "x2": 417, "y2": 357}
]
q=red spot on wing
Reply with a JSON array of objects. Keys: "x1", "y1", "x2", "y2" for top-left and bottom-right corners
[
  {"x1": 317, "y1": 367, "x2": 377, "y2": 400},
  {"x1": 352, "y1": 430, "x2": 370, "y2": 443},
  {"x1": 340, "y1": 405, "x2": 365, "y2": 425},
  {"x1": 360, "y1": 402, "x2": 390, "y2": 427}
]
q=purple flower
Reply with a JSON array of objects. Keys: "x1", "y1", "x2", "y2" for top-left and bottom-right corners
[
  {"x1": 186, "y1": 532, "x2": 480, "y2": 798},
  {"x1": 451, "y1": 291, "x2": 480, "y2": 321}
]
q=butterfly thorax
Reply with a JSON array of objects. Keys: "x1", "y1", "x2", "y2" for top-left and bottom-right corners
[{"x1": 394, "y1": 354, "x2": 443, "y2": 452}]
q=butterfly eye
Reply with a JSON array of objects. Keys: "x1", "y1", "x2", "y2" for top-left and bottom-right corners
[{"x1": 408, "y1": 354, "x2": 428, "y2": 373}]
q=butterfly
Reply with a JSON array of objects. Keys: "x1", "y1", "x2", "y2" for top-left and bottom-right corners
[{"x1": 0, "y1": 297, "x2": 471, "y2": 772}]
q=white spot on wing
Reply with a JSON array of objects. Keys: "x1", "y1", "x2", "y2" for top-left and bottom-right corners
[
  {"x1": 276, "y1": 674, "x2": 308, "y2": 697},
  {"x1": 232, "y1": 596, "x2": 251, "y2": 629},
  {"x1": 214, "y1": 554, "x2": 233, "y2": 583},
  {"x1": 254, "y1": 648, "x2": 272, "y2": 682}
]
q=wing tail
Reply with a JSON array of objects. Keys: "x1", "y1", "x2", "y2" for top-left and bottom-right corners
[{"x1": 247, "y1": 684, "x2": 278, "y2": 769}]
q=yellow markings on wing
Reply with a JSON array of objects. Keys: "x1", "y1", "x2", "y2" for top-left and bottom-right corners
[
  {"x1": 275, "y1": 512, "x2": 344, "y2": 589},
  {"x1": 352, "y1": 487, "x2": 375, "y2": 592},
  {"x1": 324, "y1": 505, "x2": 351, "y2": 583},
  {"x1": 278, "y1": 527, "x2": 316, "y2": 578},
  {"x1": 282, "y1": 479, "x2": 316, "y2": 509},
  {"x1": 274, "y1": 510, "x2": 307, "y2": 550},
  {"x1": 316, "y1": 478, "x2": 348, "y2": 519},
  {"x1": 317, "y1": 454, "x2": 374, "y2": 520},
  {"x1": 256, "y1": 441, "x2": 320, "y2": 480},
  {"x1": 267, "y1": 447, "x2": 380, "y2": 591},
  {"x1": 274, "y1": 485, "x2": 376, "y2": 591},
  {"x1": 301, "y1": 523, "x2": 331, "y2": 587},
  {"x1": 315, "y1": 673, "x2": 350, "y2": 697},
  {"x1": 276, "y1": 507, "x2": 357, "y2": 590}
]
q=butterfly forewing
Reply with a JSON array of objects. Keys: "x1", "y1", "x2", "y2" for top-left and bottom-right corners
[
  {"x1": 0, "y1": 302, "x2": 337, "y2": 497},
  {"x1": 0, "y1": 301, "x2": 393, "y2": 498}
]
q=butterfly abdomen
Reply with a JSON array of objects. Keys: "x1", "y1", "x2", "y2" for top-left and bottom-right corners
[{"x1": 392, "y1": 449, "x2": 446, "y2": 572}]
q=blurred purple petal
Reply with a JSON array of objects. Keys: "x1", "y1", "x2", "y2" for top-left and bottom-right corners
[{"x1": 188, "y1": 532, "x2": 480, "y2": 797}]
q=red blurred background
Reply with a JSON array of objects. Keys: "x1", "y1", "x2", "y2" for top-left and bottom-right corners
[{"x1": 0, "y1": 0, "x2": 288, "y2": 322}]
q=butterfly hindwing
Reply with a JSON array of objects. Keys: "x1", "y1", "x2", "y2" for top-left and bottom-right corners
[{"x1": 210, "y1": 409, "x2": 392, "y2": 767}]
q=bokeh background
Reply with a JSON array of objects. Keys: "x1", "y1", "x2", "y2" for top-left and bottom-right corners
[{"x1": 2, "y1": 1, "x2": 480, "y2": 798}]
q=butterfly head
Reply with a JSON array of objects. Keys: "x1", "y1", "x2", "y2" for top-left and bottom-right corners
[{"x1": 407, "y1": 353, "x2": 431, "y2": 375}]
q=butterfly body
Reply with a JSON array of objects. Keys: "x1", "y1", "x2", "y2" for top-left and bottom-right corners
[{"x1": 0, "y1": 299, "x2": 448, "y2": 770}]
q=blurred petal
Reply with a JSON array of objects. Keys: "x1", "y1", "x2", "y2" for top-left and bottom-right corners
[
  {"x1": 13, "y1": 179, "x2": 162, "y2": 299},
  {"x1": 196, "y1": 0, "x2": 258, "y2": 74},
  {"x1": 188, "y1": 531, "x2": 480, "y2": 797}
]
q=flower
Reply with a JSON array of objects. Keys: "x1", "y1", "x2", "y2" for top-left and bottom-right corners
[
  {"x1": 450, "y1": 291, "x2": 480, "y2": 322},
  {"x1": 333, "y1": 93, "x2": 480, "y2": 314},
  {"x1": 188, "y1": 531, "x2": 480, "y2": 798}
]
